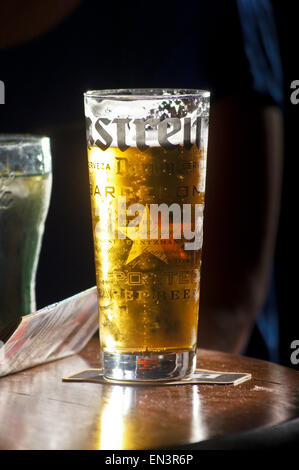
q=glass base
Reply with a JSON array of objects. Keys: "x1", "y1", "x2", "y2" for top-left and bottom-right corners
[{"x1": 103, "y1": 350, "x2": 196, "y2": 382}]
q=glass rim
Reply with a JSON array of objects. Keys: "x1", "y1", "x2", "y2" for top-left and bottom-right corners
[
  {"x1": 0, "y1": 134, "x2": 50, "y2": 144},
  {"x1": 0, "y1": 134, "x2": 52, "y2": 174},
  {"x1": 84, "y1": 88, "x2": 210, "y2": 100}
]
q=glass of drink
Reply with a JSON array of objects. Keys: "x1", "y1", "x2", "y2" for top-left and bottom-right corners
[
  {"x1": 84, "y1": 89, "x2": 210, "y2": 381},
  {"x1": 0, "y1": 135, "x2": 52, "y2": 330}
]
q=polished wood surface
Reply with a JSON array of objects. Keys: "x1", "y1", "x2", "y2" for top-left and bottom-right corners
[{"x1": 0, "y1": 338, "x2": 299, "y2": 450}]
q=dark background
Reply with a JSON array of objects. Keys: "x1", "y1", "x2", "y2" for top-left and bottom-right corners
[{"x1": 271, "y1": 1, "x2": 299, "y2": 368}]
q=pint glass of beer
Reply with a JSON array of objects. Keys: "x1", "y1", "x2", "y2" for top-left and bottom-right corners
[
  {"x1": 84, "y1": 89, "x2": 210, "y2": 381},
  {"x1": 0, "y1": 135, "x2": 52, "y2": 330}
]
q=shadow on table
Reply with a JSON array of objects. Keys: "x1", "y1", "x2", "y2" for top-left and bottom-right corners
[{"x1": 171, "y1": 417, "x2": 299, "y2": 449}]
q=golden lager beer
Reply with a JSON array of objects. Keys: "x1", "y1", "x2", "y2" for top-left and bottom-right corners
[
  {"x1": 84, "y1": 89, "x2": 210, "y2": 381},
  {"x1": 88, "y1": 144, "x2": 204, "y2": 352}
]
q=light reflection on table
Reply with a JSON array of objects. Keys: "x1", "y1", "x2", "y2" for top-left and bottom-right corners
[{"x1": 94, "y1": 385, "x2": 206, "y2": 450}]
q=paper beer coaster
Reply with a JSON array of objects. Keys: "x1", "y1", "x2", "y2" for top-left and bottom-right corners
[{"x1": 62, "y1": 368, "x2": 252, "y2": 386}]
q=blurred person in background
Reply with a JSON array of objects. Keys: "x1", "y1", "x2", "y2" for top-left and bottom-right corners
[{"x1": 0, "y1": 0, "x2": 283, "y2": 362}]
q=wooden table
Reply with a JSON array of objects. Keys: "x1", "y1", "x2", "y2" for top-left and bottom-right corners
[{"x1": 1, "y1": 338, "x2": 299, "y2": 450}]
